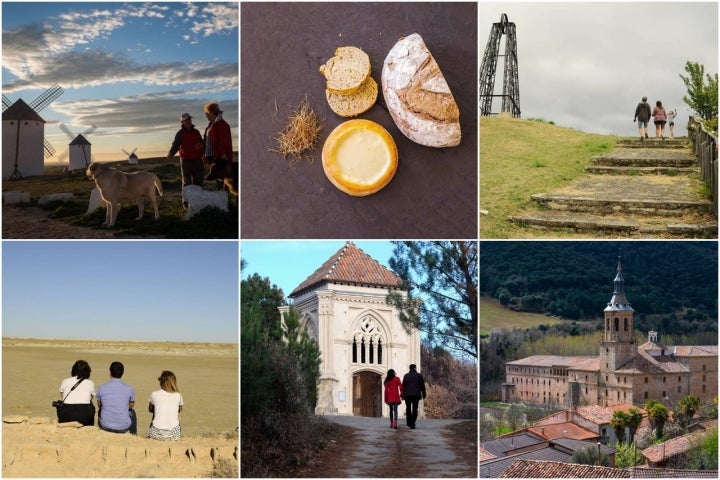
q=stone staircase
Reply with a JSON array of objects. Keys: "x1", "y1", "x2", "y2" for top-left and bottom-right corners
[{"x1": 509, "y1": 138, "x2": 718, "y2": 238}]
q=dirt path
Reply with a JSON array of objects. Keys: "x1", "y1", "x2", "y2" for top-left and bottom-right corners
[
  {"x1": 2, "y1": 206, "x2": 146, "y2": 239},
  {"x1": 300, "y1": 416, "x2": 477, "y2": 478}
]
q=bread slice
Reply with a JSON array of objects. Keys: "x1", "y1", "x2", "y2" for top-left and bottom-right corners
[
  {"x1": 322, "y1": 119, "x2": 398, "y2": 196},
  {"x1": 325, "y1": 76, "x2": 378, "y2": 117},
  {"x1": 382, "y1": 33, "x2": 461, "y2": 148},
  {"x1": 319, "y1": 46, "x2": 371, "y2": 95}
]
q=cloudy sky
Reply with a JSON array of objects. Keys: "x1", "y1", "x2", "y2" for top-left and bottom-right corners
[
  {"x1": 479, "y1": 2, "x2": 718, "y2": 137},
  {"x1": 2, "y1": 2, "x2": 238, "y2": 162}
]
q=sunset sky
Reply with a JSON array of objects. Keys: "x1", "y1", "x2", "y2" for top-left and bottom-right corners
[{"x1": 2, "y1": 2, "x2": 238, "y2": 163}]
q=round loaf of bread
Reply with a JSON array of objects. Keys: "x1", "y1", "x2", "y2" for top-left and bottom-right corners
[
  {"x1": 325, "y1": 76, "x2": 378, "y2": 117},
  {"x1": 319, "y1": 46, "x2": 371, "y2": 95},
  {"x1": 322, "y1": 119, "x2": 398, "y2": 196},
  {"x1": 381, "y1": 33, "x2": 461, "y2": 148}
]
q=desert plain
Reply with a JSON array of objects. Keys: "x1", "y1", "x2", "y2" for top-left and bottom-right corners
[{"x1": 2, "y1": 337, "x2": 238, "y2": 477}]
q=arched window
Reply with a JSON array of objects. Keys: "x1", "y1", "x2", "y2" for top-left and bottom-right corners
[
  {"x1": 352, "y1": 338, "x2": 357, "y2": 363},
  {"x1": 351, "y1": 315, "x2": 386, "y2": 366},
  {"x1": 623, "y1": 318, "x2": 628, "y2": 332},
  {"x1": 614, "y1": 318, "x2": 619, "y2": 331}
]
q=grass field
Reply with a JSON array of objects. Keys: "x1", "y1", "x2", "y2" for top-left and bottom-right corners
[
  {"x1": 480, "y1": 117, "x2": 621, "y2": 238},
  {"x1": 2, "y1": 155, "x2": 238, "y2": 239},
  {"x1": 480, "y1": 296, "x2": 566, "y2": 335}
]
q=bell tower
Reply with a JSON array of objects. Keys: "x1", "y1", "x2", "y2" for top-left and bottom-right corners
[{"x1": 600, "y1": 258, "x2": 636, "y2": 373}]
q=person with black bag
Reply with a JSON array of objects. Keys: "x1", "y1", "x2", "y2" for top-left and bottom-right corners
[{"x1": 55, "y1": 360, "x2": 96, "y2": 426}]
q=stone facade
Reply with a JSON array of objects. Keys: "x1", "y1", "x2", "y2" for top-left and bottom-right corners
[
  {"x1": 503, "y1": 259, "x2": 718, "y2": 409},
  {"x1": 281, "y1": 242, "x2": 422, "y2": 418}
]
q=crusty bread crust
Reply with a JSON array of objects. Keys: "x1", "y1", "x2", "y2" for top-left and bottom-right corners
[
  {"x1": 325, "y1": 76, "x2": 378, "y2": 117},
  {"x1": 320, "y1": 46, "x2": 371, "y2": 95},
  {"x1": 381, "y1": 33, "x2": 461, "y2": 148}
]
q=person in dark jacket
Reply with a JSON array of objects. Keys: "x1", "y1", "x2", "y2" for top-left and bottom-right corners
[
  {"x1": 633, "y1": 96, "x2": 652, "y2": 141},
  {"x1": 401, "y1": 364, "x2": 426, "y2": 429},
  {"x1": 167, "y1": 113, "x2": 205, "y2": 187}
]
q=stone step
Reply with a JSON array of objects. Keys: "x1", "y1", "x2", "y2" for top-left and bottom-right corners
[
  {"x1": 585, "y1": 166, "x2": 698, "y2": 175},
  {"x1": 590, "y1": 149, "x2": 697, "y2": 168},
  {"x1": 617, "y1": 138, "x2": 689, "y2": 149},
  {"x1": 528, "y1": 175, "x2": 712, "y2": 217},
  {"x1": 508, "y1": 211, "x2": 718, "y2": 238},
  {"x1": 531, "y1": 192, "x2": 712, "y2": 217}
]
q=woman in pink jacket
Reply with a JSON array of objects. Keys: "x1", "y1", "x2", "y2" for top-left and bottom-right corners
[{"x1": 384, "y1": 369, "x2": 403, "y2": 429}]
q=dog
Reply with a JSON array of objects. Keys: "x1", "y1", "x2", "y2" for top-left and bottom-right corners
[
  {"x1": 86, "y1": 162, "x2": 164, "y2": 228},
  {"x1": 205, "y1": 158, "x2": 238, "y2": 196}
]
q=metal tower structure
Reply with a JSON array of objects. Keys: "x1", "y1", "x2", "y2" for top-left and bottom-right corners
[{"x1": 479, "y1": 14, "x2": 520, "y2": 117}]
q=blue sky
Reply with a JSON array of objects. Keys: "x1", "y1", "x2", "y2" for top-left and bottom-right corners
[
  {"x1": 241, "y1": 241, "x2": 396, "y2": 300},
  {"x1": 2, "y1": 241, "x2": 238, "y2": 343},
  {"x1": 2, "y1": 2, "x2": 238, "y2": 162}
]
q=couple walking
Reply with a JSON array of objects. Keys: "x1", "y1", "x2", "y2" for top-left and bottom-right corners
[
  {"x1": 633, "y1": 96, "x2": 677, "y2": 140},
  {"x1": 56, "y1": 360, "x2": 184, "y2": 440},
  {"x1": 383, "y1": 364, "x2": 426, "y2": 430}
]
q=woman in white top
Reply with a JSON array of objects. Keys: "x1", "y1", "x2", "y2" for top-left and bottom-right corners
[
  {"x1": 147, "y1": 370, "x2": 183, "y2": 440},
  {"x1": 57, "y1": 360, "x2": 96, "y2": 426}
]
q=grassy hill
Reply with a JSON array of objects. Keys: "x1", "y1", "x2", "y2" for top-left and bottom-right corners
[
  {"x1": 480, "y1": 296, "x2": 567, "y2": 336},
  {"x1": 480, "y1": 117, "x2": 621, "y2": 238}
]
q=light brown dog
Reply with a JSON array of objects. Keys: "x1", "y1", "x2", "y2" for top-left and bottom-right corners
[{"x1": 86, "y1": 162, "x2": 164, "y2": 228}]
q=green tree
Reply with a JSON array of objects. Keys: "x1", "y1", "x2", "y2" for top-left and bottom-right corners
[
  {"x1": 680, "y1": 61, "x2": 719, "y2": 120},
  {"x1": 646, "y1": 399, "x2": 669, "y2": 439},
  {"x1": 282, "y1": 307, "x2": 321, "y2": 411},
  {"x1": 615, "y1": 441, "x2": 644, "y2": 468},
  {"x1": 626, "y1": 407, "x2": 643, "y2": 443},
  {"x1": 387, "y1": 241, "x2": 477, "y2": 359},
  {"x1": 610, "y1": 410, "x2": 629, "y2": 444},
  {"x1": 504, "y1": 403, "x2": 525, "y2": 432},
  {"x1": 240, "y1": 273, "x2": 286, "y2": 341},
  {"x1": 688, "y1": 428, "x2": 718, "y2": 470},
  {"x1": 678, "y1": 394, "x2": 701, "y2": 428},
  {"x1": 571, "y1": 445, "x2": 611, "y2": 466}
]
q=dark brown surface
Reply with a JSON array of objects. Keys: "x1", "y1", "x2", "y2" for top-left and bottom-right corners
[{"x1": 241, "y1": 2, "x2": 478, "y2": 239}]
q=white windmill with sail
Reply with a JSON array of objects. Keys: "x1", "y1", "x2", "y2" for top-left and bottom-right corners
[
  {"x1": 1, "y1": 84, "x2": 64, "y2": 179},
  {"x1": 122, "y1": 147, "x2": 139, "y2": 165},
  {"x1": 58, "y1": 123, "x2": 97, "y2": 171}
]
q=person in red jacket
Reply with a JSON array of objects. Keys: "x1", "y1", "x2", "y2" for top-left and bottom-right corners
[
  {"x1": 384, "y1": 369, "x2": 403, "y2": 429},
  {"x1": 167, "y1": 113, "x2": 205, "y2": 187},
  {"x1": 202, "y1": 102, "x2": 233, "y2": 168}
]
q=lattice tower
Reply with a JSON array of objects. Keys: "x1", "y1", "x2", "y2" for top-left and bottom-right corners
[{"x1": 479, "y1": 14, "x2": 521, "y2": 117}]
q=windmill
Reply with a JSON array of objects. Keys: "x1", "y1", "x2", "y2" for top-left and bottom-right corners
[
  {"x1": 1, "y1": 84, "x2": 64, "y2": 179},
  {"x1": 122, "y1": 147, "x2": 139, "y2": 165},
  {"x1": 58, "y1": 123, "x2": 97, "y2": 171}
]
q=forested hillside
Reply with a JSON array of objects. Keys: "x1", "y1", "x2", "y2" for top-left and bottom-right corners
[{"x1": 480, "y1": 241, "x2": 717, "y2": 336}]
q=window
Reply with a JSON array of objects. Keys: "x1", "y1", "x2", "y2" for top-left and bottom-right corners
[
  {"x1": 703, "y1": 374, "x2": 706, "y2": 382},
  {"x1": 662, "y1": 391, "x2": 666, "y2": 398},
  {"x1": 663, "y1": 376, "x2": 666, "y2": 383},
  {"x1": 703, "y1": 364, "x2": 706, "y2": 371},
  {"x1": 624, "y1": 318, "x2": 628, "y2": 331},
  {"x1": 614, "y1": 318, "x2": 619, "y2": 331},
  {"x1": 678, "y1": 376, "x2": 681, "y2": 383},
  {"x1": 644, "y1": 391, "x2": 648, "y2": 399},
  {"x1": 703, "y1": 385, "x2": 706, "y2": 393},
  {"x1": 645, "y1": 377, "x2": 648, "y2": 384}
]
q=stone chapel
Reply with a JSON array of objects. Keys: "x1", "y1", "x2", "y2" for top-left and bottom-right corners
[{"x1": 280, "y1": 242, "x2": 421, "y2": 418}]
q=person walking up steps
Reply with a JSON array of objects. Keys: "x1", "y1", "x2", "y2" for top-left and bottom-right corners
[
  {"x1": 384, "y1": 369, "x2": 403, "y2": 429},
  {"x1": 652, "y1": 100, "x2": 667, "y2": 139},
  {"x1": 402, "y1": 364, "x2": 426, "y2": 429},
  {"x1": 633, "y1": 96, "x2": 652, "y2": 141}
]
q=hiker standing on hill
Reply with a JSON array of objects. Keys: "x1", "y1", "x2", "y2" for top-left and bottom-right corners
[
  {"x1": 401, "y1": 364, "x2": 426, "y2": 430},
  {"x1": 633, "y1": 96, "x2": 652, "y2": 141},
  {"x1": 652, "y1": 100, "x2": 668, "y2": 139},
  {"x1": 384, "y1": 369, "x2": 403, "y2": 429}
]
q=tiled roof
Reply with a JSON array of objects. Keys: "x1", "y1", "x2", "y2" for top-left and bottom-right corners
[
  {"x1": 482, "y1": 432, "x2": 546, "y2": 457},
  {"x1": 506, "y1": 355, "x2": 599, "y2": 368},
  {"x1": 569, "y1": 357, "x2": 601, "y2": 371},
  {"x1": 528, "y1": 422, "x2": 598, "y2": 441},
  {"x1": 551, "y1": 437, "x2": 616, "y2": 456},
  {"x1": 574, "y1": 404, "x2": 646, "y2": 426},
  {"x1": 2, "y1": 98, "x2": 45, "y2": 122},
  {"x1": 290, "y1": 242, "x2": 404, "y2": 297},
  {"x1": 480, "y1": 446, "x2": 498, "y2": 462},
  {"x1": 641, "y1": 428, "x2": 713, "y2": 463},
  {"x1": 615, "y1": 348, "x2": 690, "y2": 374},
  {"x1": 672, "y1": 345, "x2": 718, "y2": 357},
  {"x1": 628, "y1": 467, "x2": 719, "y2": 478},
  {"x1": 501, "y1": 460, "x2": 630, "y2": 478},
  {"x1": 481, "y1": 448, "x2": 572, "y2": 478}
]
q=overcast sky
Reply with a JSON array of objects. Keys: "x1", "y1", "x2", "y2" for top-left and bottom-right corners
[
  {"x1": 3, "y1": 242, "x2": 238, "y2": 343},
  {"x1": 2, "y1": 2, "x2": 238, "y2": 162},
  {"x1": 479, "y1": 2, "x2": 718, "y2": 137}
]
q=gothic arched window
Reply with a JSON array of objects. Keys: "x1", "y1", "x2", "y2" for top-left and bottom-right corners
[{"x1": 351, "y1": 315, "x2": 386, "y2": 366}]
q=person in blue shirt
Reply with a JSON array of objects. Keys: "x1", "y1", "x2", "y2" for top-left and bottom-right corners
[{"x1": 96, "y1": 361, "x2": 137, "y2": 435}]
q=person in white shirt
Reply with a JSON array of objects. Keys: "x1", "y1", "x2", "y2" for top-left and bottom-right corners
[
  {"x1": 147, "y1": 370, "x2": 183, "y2": 440},
  {"x1": 57, "y1": 360, "x2": 96, "y2": 426}
]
